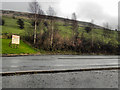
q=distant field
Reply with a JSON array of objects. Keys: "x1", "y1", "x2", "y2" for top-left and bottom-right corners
[
  {"x1": 2, "y1": 16, "x2": 30, "y2": 34},
  {"x1": 2, "y1": 39, "x2": 37, "y2": 54}
]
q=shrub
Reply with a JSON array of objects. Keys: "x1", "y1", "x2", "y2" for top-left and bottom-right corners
[
  {"x1": 2, "y1": 19, "x2": 5, "y2": 25},
  {"x1": 85, "y1": 27, "x2": 92, "y2": 33},
  {"x1": 17, "y1": 19, "x2": 24, "y2": 29},
  {"x1": 0, "y1": 19, "x2": 5, "y2": 26}
]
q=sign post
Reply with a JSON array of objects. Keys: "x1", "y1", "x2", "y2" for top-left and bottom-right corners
[{"x1": 12, "y1": 35, "x2": 20, "y2": 48}]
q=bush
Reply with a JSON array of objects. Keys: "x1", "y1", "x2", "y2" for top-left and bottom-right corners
[
  {"x1": 12, "y1": 16, "x2": 16, "y2": 19},
  {"x1": 85, "y1": 27, "x2": 92, "y2": 33},
  {"x1": 0, "y1": 19, "x2": 5, "y2": 26},
  {"x1": 17, "y1": 19, "x2": 24, "y2": 29},
  {"x1": 2, "y1": 19, "x2": 5, "y2": 25}
]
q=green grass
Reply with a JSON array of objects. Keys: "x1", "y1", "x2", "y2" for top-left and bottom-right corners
[
  {"x1": 2, "y1": 16, "x2": 30, "y2": 34},
  {"x1": 58, "y1": 25, "x2": 72, "y2": 38},
  {"x1": 2, "y1": 39, "x2": 37, "y2": 54},
  {"x1": 2, "y1": 26, "x2": 23, "y2": 34}
]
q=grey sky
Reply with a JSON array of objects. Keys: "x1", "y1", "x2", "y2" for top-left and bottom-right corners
[{"x1": 2, "y1": 0, "x2": 119, "y2": 29}]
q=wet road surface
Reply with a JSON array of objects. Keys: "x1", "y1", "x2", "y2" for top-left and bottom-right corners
[
  {"x1": 2, "y1": 55, "x2": 119, "y2": 72},
  {"x1": 2, "y1": 55, "x2": 119, "y2": 88},
  {"x1": 2, "y1": 70, "x2": 118, "y2": 88}
]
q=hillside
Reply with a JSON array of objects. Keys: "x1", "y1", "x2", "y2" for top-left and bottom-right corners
[
  {"x1": 2, "y1": 10, "x2": 104, "y2": 29},
  {"x1": 1, "y1": 10, "x2": 120, "y2": 55}
]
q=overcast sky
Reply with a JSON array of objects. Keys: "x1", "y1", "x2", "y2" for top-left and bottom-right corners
[{"x1": 1, "y1": 0, "x2": 120, "y2": 29}]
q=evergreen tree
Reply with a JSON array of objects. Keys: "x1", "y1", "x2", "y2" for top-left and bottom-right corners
[
  {"x1": 17, "y1": 19, "x2": 24, "y2": 29},
  {"x1": 0, "y1": 19, "x2": 5, "y2": 26}
]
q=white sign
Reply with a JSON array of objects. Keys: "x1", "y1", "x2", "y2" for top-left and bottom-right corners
[{"x1": 12, "y1": 35, "x2": 20, "y2": 44}]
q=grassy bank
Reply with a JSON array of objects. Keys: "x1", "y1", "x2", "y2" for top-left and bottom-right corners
[{"x1": 2, "y1": 39, "x2": 37, "y2": 54}]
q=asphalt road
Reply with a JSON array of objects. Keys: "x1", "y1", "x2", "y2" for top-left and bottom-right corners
[
  {"x1": 2, "y1": 70, "x2": 118, "y2": 88},
  {"x1": 2, "y1": 55, "x2": 119, "y2": 72},
  {"x1": 2, "y1": 55, "x2": 119, "y2": 88}
]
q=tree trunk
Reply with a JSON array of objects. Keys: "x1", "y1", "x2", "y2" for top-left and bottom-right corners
[
  {"x1": 91, "y1": 27, "x2": 94, "y2": 52},
  {"x1": 50, "y1": 20, "x2": 54, "y2": 50},
  {"x1": 91, "y1": 29, "x2": 93, "y2": 47},
  {"x1": 34, "y1": 12, "x2": 37, "y2": 45},
  {"x1": 34, "y1": 20, "x2": 37, "y2": 45}
]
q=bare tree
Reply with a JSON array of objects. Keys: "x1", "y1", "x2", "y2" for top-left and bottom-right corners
[
  {"x1": 103, "y1": 22, "x2": 110, "y2": 30},
  {"x1": 71, "y1": 13, "x2": 79, "y2": 45},
  {"x1": 47, "y1": 6, "x2": 56, "y2": 50},
  {"x1": 90, "y1": 19, "x2": 94, "y2": 50},
  {"x1": 47, "y1": 6, "x2": 56, "y2": 16},
  {"x1": 72, "y1": 13, "x2": 77, "y2": 20},
  {"x1": 103, "y1": 22, "x2": 111, "y2": 38},
  {"x1": 29, "y1": 0, "x2": 44, "y2": 44},
  {"x1": 118, "y1": 25, "x2": 120, "y2": 31}
]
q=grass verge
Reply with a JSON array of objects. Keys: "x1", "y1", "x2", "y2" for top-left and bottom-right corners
[{"x1": 2, "y1": 38, "x2": 37, "y2": 54}]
